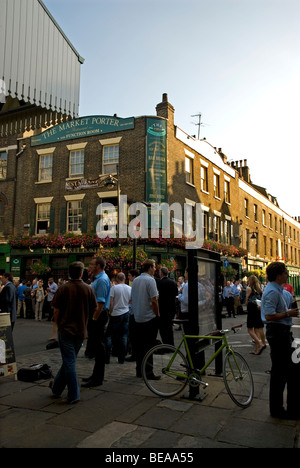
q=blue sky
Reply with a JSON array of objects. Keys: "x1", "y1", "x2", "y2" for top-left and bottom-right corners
[{"x1": 44, "y1": 0, "x2": 300, "y2": 219}]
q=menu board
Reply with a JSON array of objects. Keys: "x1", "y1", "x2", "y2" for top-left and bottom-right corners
[{"x1": 0, "y1": 314, "x2": 17, "y2": 377}]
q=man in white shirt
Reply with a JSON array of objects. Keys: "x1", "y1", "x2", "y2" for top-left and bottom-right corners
[
  {"x1": 131, "y1": 259, "x2": 159, "y2": 378},
  {"x1": 106, "y1": 272, "x2": 131, "y2": 364}
]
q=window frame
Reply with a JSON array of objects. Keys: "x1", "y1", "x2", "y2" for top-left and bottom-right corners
[
  {"x1": 36, "y1": 202, "x2": 51, "y2": 235},
  {"x1": 0, "y1": 151, "x2": 7, "y2": 180},
  {"x1": 69, "y1": 149, "x2": 85, "y2": 178},
  {"x1": 67, "y1": 199, "x2": 83, "y2": 234},
  {"x1": 201, "y1": 165, "x2": 208, "y2": 192},
  {"x1": 224, "y1": 179, "x2": 230, "y2": 204},
  {"x1": 213, "y1": 173, "x2": 220, "y2": 198},
  {"x1": 38, "y1": 153, "x2": 53, "y2": 182},
  {"x1": 102, "y1": 144, "x2": 119, "y2": 175},
  {"x1": 185, "y1": 156, "x2": 194, "y2": 184}
]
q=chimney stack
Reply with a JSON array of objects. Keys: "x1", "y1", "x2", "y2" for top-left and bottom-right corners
[{"x1": 156, "y1": 93, "x2": 175, "y2": 126}]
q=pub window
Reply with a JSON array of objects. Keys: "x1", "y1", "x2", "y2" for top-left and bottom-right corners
[
  {"x1": 36, "y1": 203, "x2": 51, "y2": 234},
  {"x1": 213, "y1": 174, "x2": 220, "y2": 198},
  {"x1": 270, "y1": 238, "x2": 273, "y2": 257},
  {"x1": 103, "y1": 145, "x2": 119, "y2": 174},
  {"x1": 203, "y1": 211, "x2": 209, "y2": 239},
  {"x1": 244, "y1": 198, "x2": 249, "y2": 217},
  {"x1": 213, "y1": 215, "x2": 221, "y2": 242},
  {"x1": 254, "y1": 204, "x2": 258, "y2": 221},
  {"x1": 185, "y1": 156, "x2": 194, "y2": 184},
  {"x1": 201, "y1": 166, "x2": 208, "y2": 192},
  {"x1": 67, "y1": 200, "x2": 82, "y2": 233},
  {"x1": 69, "y1": 150, "x2": 84, "y2": 178},
  {"x1": 0, "y1": 152, "x2": 7, "y2": 179},
  {"x1": 38, "y1": 153, "x2": 53, "y2": 182},
  {"x1": 224, "y1": 220, "x2": 231, "y2": 244},
  {"x1": 0, "y1": 199, "x2": 5, "y2": 233},
  {"x1": 224, "y1": 179, "x2": 230, "y2": 204}
]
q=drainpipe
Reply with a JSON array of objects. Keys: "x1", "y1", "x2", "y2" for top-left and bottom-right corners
[{"x1": 12, "y1": 144, "x2": 26, "y2": 235}]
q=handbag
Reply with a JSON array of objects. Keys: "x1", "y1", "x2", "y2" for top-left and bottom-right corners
[{"x1": 248, "y1": 289, "x2": 261, "y2": 304}]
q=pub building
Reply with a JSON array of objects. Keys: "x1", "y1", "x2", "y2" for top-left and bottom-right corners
[{"x1": 1, "y1": 94, "x2": 299, "y2": 294}]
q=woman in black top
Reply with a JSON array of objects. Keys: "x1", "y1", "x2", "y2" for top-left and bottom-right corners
[{"x1": 246, "y1": 275, "x2": 266, "y2": 355}]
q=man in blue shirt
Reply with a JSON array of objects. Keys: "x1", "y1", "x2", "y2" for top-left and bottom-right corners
[
  {"x1": 261, "y1": 262, "x2": 299, "y2": 419},
  {"x1": 222, "y1": 281, "x2": 235, "y2": 318},
  {"x1": 82, "y1": 257, "x2": 111, "y2": 388},
  {"x1": 17, "y1": 281, "x2": 27, "y2": 318}
]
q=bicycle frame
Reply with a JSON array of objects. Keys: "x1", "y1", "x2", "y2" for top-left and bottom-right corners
[
  {"x1": 143, "y1": 324, "x2": 253, "y2": 407},
  {"x1": 164, "y1": 330, "x2": 236, "y2": 379}
]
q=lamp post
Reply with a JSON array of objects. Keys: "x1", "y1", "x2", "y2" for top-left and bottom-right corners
[
  {"x1": 129, "y1": 200, "x2": 151, "y2": 269},
  {"x1": 104, "y1": 164, "x2": 120, "y2": 238}
]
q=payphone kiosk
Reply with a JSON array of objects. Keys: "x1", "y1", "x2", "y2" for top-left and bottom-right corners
[{"x1": 182, "y1": 248, "x2": 222, "y2": 400}]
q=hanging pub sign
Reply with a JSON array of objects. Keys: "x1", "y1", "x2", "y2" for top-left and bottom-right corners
[
  {"x1": 31, "y1": 115, "x2": 135, "y2": 146},
  {"x1": 0, "y1": 314, "x2": 17, "y2": 378}
]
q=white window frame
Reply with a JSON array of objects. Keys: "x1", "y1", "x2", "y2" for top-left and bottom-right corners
[
  {"x1": 64, "y1": 194, "x2": 85, "y2": 234},
  {"x1": 213, "y1": 173, "x2": 220, "y2": 198},
  {"x1": 36, "y1": 148, "x2": 56, "y2": 183},
  {"x1": 99, "y1": 137, "x2": 121, "y2": 175},
  {"x1": 224, "y1": 176, "x2": 230, "y2": 204},
  {"x1": 34, "y1": 197, "x2": 54, "y2": 235},
  {"x1": 103, "y1": 145, "x2": 119, "y2": 174},
  {"x1": 67, "y1": 143, "x2": 87, "y2": 179}
]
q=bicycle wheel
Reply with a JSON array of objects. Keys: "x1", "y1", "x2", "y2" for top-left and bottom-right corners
[
  {"x1": 142, "y1": 344, "x2": 189, "y2": 397},
  {"x1": 223, "y1": 351, "x2": 254, "y2": 408}
]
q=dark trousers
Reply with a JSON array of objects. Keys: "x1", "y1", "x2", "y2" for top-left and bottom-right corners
[
  {"x1": 224, "y1": 297, "x2": 235, "y2": 317},
  {"x1": 87, "y1": 310, "x2": 108, "y2": 384},
  {"x1": 135, "y1": 316, "x2": 159, "y2": 377},
  {"x1": 106, "y1": 312, "x2": 130, "y2": 364},
  {"x1": 127, "y1": 314, "x2": 137, "y2": 358},
  {"x1": 266, "y1": 324, "x2": 300, "y2": 416},
  {"x1": 159, "y1": 315, "x2": 174, "y2": 346}
]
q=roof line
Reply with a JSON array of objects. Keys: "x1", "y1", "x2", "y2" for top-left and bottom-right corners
[{"x1": 38, "y1": 0, "x2": 85, "y2": 64}]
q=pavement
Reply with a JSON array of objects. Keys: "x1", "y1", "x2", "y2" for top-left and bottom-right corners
[{"x1": 1, "y1": 316, "x2": 300, "y2": 450}]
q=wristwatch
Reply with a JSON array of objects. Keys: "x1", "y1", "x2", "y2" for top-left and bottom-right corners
[{"x1": 286, "y1": 311, "x2": 289, "y2": 317}]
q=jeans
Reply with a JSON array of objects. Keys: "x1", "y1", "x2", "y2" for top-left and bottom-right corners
[
  {"x1": 106, "y1": 312, "x2": 130, "y2": 363},
  {"x1": 52, "y1": 332, "x2": 83, "y2": 402}
]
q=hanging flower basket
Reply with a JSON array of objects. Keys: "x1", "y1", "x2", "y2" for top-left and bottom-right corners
[
  {"x1": 158, "y1": 258, "x2": 177, "y2": 272},
  {"x1": 30, "y1": 261, "x2": 51, "y2": 277},
  {"x1": 95, "y1": 245, "x2": 149, "y2": 274}
]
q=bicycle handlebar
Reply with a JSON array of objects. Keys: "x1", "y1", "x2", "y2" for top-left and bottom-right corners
[
  {"x1": 172, "y1": 319, "x2": 243, "y2": 336},
  {"x1": 209, "y1": 324, "x2": 243, "y2": 336}
]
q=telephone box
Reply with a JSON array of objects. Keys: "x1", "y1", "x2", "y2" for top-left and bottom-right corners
[{"x1": 184, "y1": 248, "x2": 222, "y2": 399}]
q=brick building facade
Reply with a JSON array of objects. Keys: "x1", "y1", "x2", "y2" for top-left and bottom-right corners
[{"x1": 0, "y1": 94, "x2": 299, "y2": 292}]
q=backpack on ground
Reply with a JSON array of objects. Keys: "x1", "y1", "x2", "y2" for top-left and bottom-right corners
[{"x1": 17, "y1": 363, "x2": 53, "y2": 382}]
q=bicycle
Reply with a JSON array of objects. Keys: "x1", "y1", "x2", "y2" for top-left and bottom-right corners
[{"x1": 141, "y1": 323, "x2": 254, "y2": 408}]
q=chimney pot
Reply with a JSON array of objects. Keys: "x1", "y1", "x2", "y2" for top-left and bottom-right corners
[{"x1": 162, "y1": 93, "x2": 168, "y2": 102}]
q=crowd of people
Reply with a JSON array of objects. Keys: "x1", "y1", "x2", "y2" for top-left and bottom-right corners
[{"x1": 0, "y1": 258, "x2": 299, "y2": 418}]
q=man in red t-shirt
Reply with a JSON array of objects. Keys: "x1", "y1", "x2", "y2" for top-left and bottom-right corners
[{"x1": 283, "y1": 283, "x2": 295, "y2": 303}]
